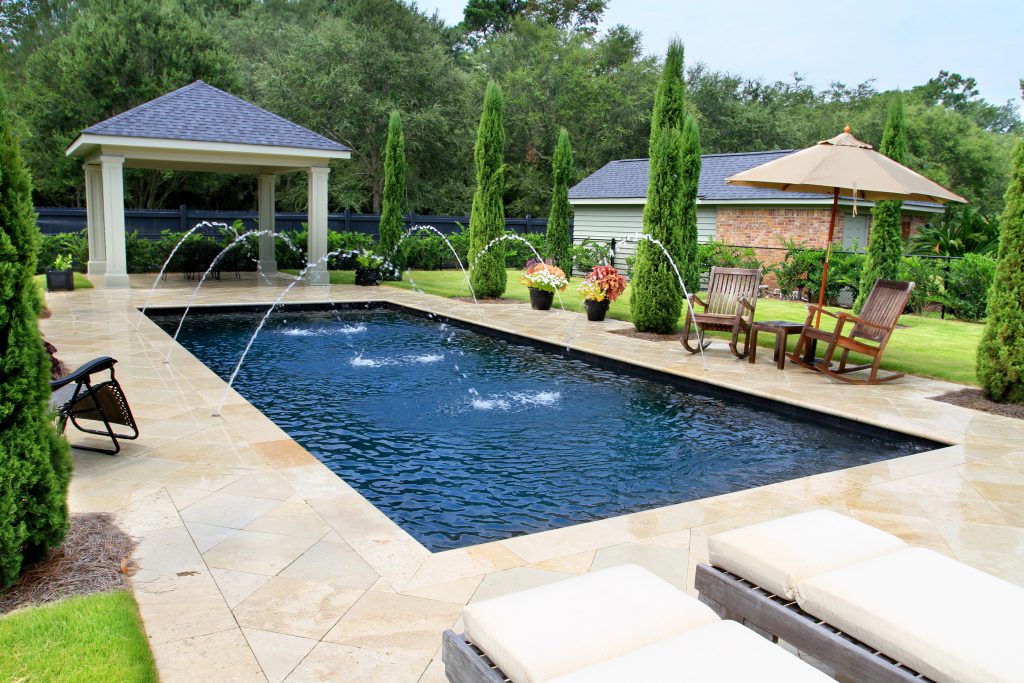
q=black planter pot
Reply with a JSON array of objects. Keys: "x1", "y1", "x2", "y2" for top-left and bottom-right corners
[
  {"x1": 529, "y1": 287, "x2": 554, "y2": 310},
  {"x1": 354, "y1": 267, "x2": 382, "y2": 286},
  {"x1": 584, "y1": 298, "x2": 610, "y2": 321},
  {"x1": 46, "y1": 269, "x2": 74, "y2": 292}
]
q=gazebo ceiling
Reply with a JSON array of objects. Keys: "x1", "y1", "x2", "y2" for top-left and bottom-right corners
[{"x1": 66, "y1": 80, "x2": 350, "y2": 174}]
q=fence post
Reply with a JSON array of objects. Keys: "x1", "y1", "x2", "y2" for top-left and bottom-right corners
[
  {"x1": 179, "y1": 204, "x2": 188, "y2": 232},
  {"x1": 525, "y1": 214, "x2": 533, "y2": 234},
  {"x1": 344, "y1": 208, "x2": 351, "y2": 232},
  {"x1": 941, "y1": 255, "x2": 949, "y2": 319}
]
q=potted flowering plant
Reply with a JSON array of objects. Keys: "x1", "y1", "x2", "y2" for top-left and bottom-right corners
[
  {"x1": 578, "y1": 265, "x2": 627, "y2": 321},
  {"x1": 46, "y1": 254, "x2": 75, "y2": 292},
  {"x1": 519, "y1": 259, "x2": 568, "y2": 310},
  {"x1": 353, "y1": 250, "x2": 386, "y2": 286}
]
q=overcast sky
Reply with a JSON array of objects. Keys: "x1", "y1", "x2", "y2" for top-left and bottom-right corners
[{"x1": 421, "y1": 0, "x2": 1022, "y2": 108}]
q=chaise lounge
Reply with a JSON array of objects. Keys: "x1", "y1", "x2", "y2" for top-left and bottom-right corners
[
  {"x1": 50, "y1": 356, "x2": 139, "y2": 455},
  {"x1": 442, "y1": 564, "x2": 833, "y2": 682},
  {"x1": 695, "y1": 509, "x2": 1024, "y2": 683}
]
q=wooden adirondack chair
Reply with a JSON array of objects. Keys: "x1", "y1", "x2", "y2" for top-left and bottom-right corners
[
  {"x1": 789, "y1": 279, "x2": 915, "y2": 385},
  {"x1": 681, "y1": 267, "x2": 762, "y2": 358}
]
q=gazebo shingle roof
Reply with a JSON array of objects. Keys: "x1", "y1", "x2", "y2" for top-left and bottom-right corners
[{"x1": 82, "y1": 80, "x2": 349, "y2": 152}]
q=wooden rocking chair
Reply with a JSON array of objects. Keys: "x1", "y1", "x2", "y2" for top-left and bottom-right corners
[
  {"x1": 789, "y1": 279, "x2": 915, "y2": 385},
  {"x1": 681, "y1": 267, "x2": 762, "y2": 358}
]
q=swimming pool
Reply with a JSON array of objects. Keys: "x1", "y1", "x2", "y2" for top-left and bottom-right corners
[{"x1": 152, "y1": 305, "x2": 937, "y2": 551}]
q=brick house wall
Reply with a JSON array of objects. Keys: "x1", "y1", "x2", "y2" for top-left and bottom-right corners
[
  {"x1": 715, "y1": 207, "x2": 848, "y2": 249},
  {"x1": 901, "y1": 214, "x2": 930, "y2": 240}
]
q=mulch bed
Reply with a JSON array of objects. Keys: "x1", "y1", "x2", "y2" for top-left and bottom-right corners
[
  {"x1": 608, "y1": 327, "x2": 685, "y2": 343},
  {"x1": 452, "y1": 297, "x2": 523, "y2": 304},
  {"x1": 0, "y1": 513, "x2": 136, "y2": 615},
  {"x1": 931, "y1": 388, "x2": 1024, "y2": 421}
]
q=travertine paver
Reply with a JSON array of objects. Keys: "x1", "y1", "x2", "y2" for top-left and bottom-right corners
[{"x1": 39, "y1": 272, "x2": 1024, "y2": 682}]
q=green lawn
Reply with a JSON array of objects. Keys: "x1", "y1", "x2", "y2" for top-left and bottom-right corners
[
  {"x1": 0, "y1": 590, "x2": 157, "y2": 683},
  {"x1": 291, "y1": 268, "x2": 981, "y2": 385},
  {"x1": 32, "y1": 272, "x2": 94, "y2": 290}
]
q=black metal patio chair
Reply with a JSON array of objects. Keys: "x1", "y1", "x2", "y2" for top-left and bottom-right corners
[{"x1": 50, "y1": 356, "x2": 139, "y2": 455}]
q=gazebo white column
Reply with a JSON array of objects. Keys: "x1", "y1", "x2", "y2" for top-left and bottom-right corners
[
  {"x1": 83, "y1": 163, "x2": 106, "y2": 275},
  {"x1": 99, "y1": 155, "x2": 130, "y2": 288},
  {"x1": 306, "y1": 166, "x2": 330, "y2": 285},
  {"x1": 257, "y1": 174, "x2": 277, "y2": 276}
]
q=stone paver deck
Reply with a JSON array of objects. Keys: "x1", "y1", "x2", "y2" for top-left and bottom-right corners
[{"x1": 41, "y1": 273, "x2": 1024, "y2": 682}]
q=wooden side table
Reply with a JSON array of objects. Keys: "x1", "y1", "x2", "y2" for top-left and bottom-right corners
[{"x1": 749, "y1": 321, "x2": 805, "y2": 370}]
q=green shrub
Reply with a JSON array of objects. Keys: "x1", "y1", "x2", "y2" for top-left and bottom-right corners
[
  {"x1": 679, "y1": 116, "x2": 702, "y2": 292},
  {"x1": 0, "y1": 90, "x2": 72, "y2": 587},
  {"x1": 327, "y1": 231, "x2": 377, "y2": 269},
  {"x1": 404, "y1": 234, "x2": 446, "y2": 270},
  {"x1": 504, "y1": 231, "x2": 546, "y2": 268},
  {"x1": 545, "y1": 128, "x2": 573, "y2": 271},
  {"x1": 771, "y1": 240, "x2": 865, "y2": 306},
  {"x1": 630, "y1": 125, "x2": 684, "y2": 332},
  {"x1": 978, "y1": 138, "x2": 1024, "y2": 401},
  {"x1": 856, "y1": 94, "x2": 908, "y2": 312},
  {"x1": 379, "y1": 110, "x2": 407, "y2": 279},
  {"x1": 944, "y1": 252, "x2": 995, "y2": 322},
  {"x1": 468, "y1": 81, "x2": 507, "y2": 298},
  {"x1": 37, "y1": 230, "x2": 88, "y2": 273},
  {"x1": 570, "y1": 239, "x2": 612, "y2": 275},
  {"x1": 698, "y1": 240, "x2": 761, "y2": 274},
  {"x1": 899, "y1": 256, "x2": 946, "y2": 314}
]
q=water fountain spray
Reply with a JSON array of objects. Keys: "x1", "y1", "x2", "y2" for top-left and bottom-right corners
[{"x1": 619, "y1": 233, "x2": 707, "y2": 371}]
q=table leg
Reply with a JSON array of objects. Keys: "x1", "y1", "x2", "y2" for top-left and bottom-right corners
[
  {"x1": 775, "y1": 333, "x2": 786, "y2": 370},
  {"x1": 749, "y1": 328, "x2": 758, "y2": 365},
  {"x1": 803, "y1": 338, "x2": 817, "y2": 365}
]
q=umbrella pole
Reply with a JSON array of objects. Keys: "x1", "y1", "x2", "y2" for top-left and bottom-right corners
[{"x1": 814, "y1": 188, "x2": 840, "y2": 327}]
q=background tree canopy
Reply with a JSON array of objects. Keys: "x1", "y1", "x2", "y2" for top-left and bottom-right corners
[{"x1": 1, "y1": 0, "x2": 1019, "y2": 217}]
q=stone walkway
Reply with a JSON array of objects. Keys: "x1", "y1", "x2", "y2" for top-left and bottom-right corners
[{"x1": 40, "y1": 273, "x2": 1024, "y2": 682}]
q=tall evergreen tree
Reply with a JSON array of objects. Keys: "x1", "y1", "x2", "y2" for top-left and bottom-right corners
[
  {"x1": 469, "y1": 81, "x2": 507, "y2": 297},
  {"x1": 649, "y1": 39, "x2": 685, "y2": 152},
  {"x1": 0, "y1": 87, "x2": 72, "y2": 588},
  {"x1": 855, "y1": 94, "x2": 908, "y2": 312},
  {"x1": 630, "y1": 125, "x2": 684, "y2": 332},
  {"x1": 546, "y1": 127, "x2": 573, "y2": 272},
  {"x1": 378, "y1": 109, "x2": 407, "y2": 277},
  {"x1": 977, "y1": 138, "x2": 1024, "y2": 402},
  {"x1": 680, "y1": 115, "x2": 702, "y2": 292}
]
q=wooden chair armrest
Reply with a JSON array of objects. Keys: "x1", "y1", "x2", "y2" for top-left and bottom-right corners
[
  {"x1": 690, "y1": 293, "x2": 708, "y2": 310},
  {"x1": 805, "y1": 304, "x2": 839, "y2": 319},
  {"x1": 835, "y1": 312, "x2": 892, "y2": 333},
  {"x1": 738, "y1": 298, "x2": 755, "y2": 313}
]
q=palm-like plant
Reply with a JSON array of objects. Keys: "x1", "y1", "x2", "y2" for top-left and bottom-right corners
[{"x1": 908, "y1": 205, "x2": 1000, "y2": 256}]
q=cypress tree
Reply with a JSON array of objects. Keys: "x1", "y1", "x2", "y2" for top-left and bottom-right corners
[
  {"x1": 977, "y1": 138, "x2": 1024, "y2": 402},
  {"x1": 378, "y1": 110, "x2": 407, "y2": 278},
  {"x1": 546, "y1": 127, "x2": 573, "y2": 273},
  {"x1": 0, "y1": 87, "x2": 72, "y2": 588},
  {"x1": 630, "y1": 126, "x2": 684, "y2": 333},
  {"x1": 469, "y1": 81, "x2": 507, "y2": 298},
  {"x1": 680, "y1": 115, "x2": 702, "y2": 293},
  {"x1": 855, "y1": 94, "x2": 908, "y2": 312},
  {"x1": 649, "y1": 40, "x2": 685, "y2": 152}
]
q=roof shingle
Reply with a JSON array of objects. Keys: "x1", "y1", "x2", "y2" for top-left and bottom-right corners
[
  {"x1": 568, "y1": 150, "x2": 843, "y2": 201},
  {"x1": 82, "y1": 81, "x2": 349, "y2": 152}
]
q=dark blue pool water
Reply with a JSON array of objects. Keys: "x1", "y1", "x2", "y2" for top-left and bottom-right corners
[{"x1": 153, "y1": 306, "x2": 934, "y2": 551}]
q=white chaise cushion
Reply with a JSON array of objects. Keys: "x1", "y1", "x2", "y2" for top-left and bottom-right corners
[
  {"x1": 798, "y1": 547, "x2": 1024, "y2": 683},
  {"x1": 547, "y1": 620, "x2": 834, "y2": 683},
  {"x1": 707, "y1": 509, "x2": 907, "y2": 599},
  {"x1": 462, "y1": 564, "x2": 719, "y2": 683}
]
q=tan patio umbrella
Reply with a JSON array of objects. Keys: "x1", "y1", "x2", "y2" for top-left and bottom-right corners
[{"x1": 726, "y1": 126, "x2": 966, "y2": 324}]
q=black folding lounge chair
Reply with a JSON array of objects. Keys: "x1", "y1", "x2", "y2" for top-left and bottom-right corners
[{"x1": 50, "y1": 356, "x2": 139, "y2": 455}]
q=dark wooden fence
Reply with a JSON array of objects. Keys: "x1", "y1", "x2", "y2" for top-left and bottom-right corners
[{"x1": 36, "y1": 205, "x2": 554, "y2": 238}]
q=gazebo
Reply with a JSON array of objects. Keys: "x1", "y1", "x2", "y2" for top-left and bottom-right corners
[{"x1": 65, "y1": 81, "x2": 351, "y2": 287}]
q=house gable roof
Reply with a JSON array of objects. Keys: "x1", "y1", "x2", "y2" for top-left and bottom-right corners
[{"x1": 79, "y1": 80, "x2": 349, "y2": 153}]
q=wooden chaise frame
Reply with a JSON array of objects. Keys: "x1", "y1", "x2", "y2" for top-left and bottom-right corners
[
  {"x1": 682, "y1": 267, "x2": 762, "y2": 358},
  {"x1": 441, "y1": 630, "x2": 509, "y2": 683},
  {"x1": 694, "y1": 563, "x2": 934, "y2": 683}
]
